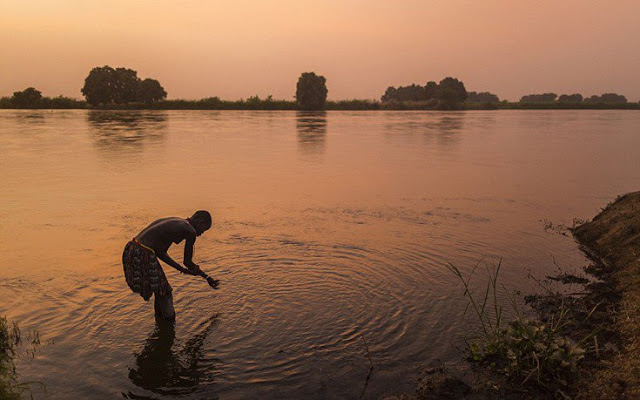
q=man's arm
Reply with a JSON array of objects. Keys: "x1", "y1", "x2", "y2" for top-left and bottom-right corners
[
  {"x1": 183, "y1": 234, "x2": 200, "y2": 271},
  {"x1": 157, "y1": 252, "x2": 196, "y2": 275}
]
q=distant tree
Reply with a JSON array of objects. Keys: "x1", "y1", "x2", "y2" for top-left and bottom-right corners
[
  {"x1": 137, "y1": 78, "x2": 167, "y2": 104},
  {"x1": 381, "y1": 86, "x2": 398, "y2": 102},
  {"x1": 558, "y1": 93, "x2": 583, "y2": 103},
  {"x1": 583, "y1": 93, "x2": 627, "y2": 104},
  {"x1": 519, "y1": 93, "x2": 557, "y2": 103},
  {"x1": 82, "y1": 66, "x2": 116, "y2": 105},
  {"x1": 436, "y1": 77, "x2": 467, "y2": 108},
  {"x1": 0, "y1": 97, "x2": 12, "y2": 108},
  {"x1": 296, "y1": 72, "x2": 328, "y2": 110},
  {"x1": 424, "y1": 81, "x2": 438, "y2": 99},
  {"x1": 600, "y1": 93, "x2": 627, "y2": 104},
  {"x1": 466, "y1": 91, "x2": 500, "y2": 103},
  {"x1": 81, "y1": 66, "x2": 142, "y2": 105},
  {"x1": 112, "y1": 67, "x2": 140, "y2": 104},
  {"x1": 11, "y1": 87, "x2": 42, "y2": 108},
  {"x1": 381, "y1": 81, "x2": 438, "y2": 102}
]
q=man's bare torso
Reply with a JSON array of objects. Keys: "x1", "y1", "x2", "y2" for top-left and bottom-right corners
[{"x1": 135, "y1": 217, "x2": 196, "y2": 254}]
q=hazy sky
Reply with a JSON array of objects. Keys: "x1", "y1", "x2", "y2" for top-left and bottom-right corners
[{"x1": 2, "y1": 0, "x2": 639, "y2": 101}]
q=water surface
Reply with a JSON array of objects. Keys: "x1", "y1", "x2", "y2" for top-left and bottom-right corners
[{"x1": 1, "y1": 110, "x2": 639, "y2": 398}]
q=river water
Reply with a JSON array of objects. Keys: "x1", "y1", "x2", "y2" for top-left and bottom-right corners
[{"x1": 0, "y1": 110, "x2": 638, "y2": 399}]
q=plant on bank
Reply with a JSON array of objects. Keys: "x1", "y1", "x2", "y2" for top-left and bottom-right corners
[
  {"x1": 446, "y1": 262, "x2": 590, "y2": 391},
  {"x1": 1, "y1": 316, "x2": 23, "y2": 399},
  {"x1": 0, "y1": 316, "x2": 42, "y2": 399}
]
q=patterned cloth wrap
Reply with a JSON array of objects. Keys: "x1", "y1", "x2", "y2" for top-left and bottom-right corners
[{"x1": 122, "y1": 239, "x2": 172, "y2": 301}]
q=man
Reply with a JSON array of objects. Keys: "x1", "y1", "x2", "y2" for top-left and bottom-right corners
[{"x1": 122, "y1": 210, "x2": 217, "y2": 320}]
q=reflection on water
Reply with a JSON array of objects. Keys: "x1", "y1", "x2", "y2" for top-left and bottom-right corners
[
  {"x1": 432, "y1": 115, "x2": 464, "y2": 148},
  {"x1": 296, "y1": 111, "x2": 327, "y2": 157},
  {"x1": 88, "y1": 111, "x2": 168, "y2": 153},
  {"x1": 15, "y1": 111, "x2": 47, "y2": 124},
  {"x1": 126, "y1": 315, "x2": 219, "y2": 398},
  {"x1": 385, "y1": 113, "x2": 465, "y2": 151}
]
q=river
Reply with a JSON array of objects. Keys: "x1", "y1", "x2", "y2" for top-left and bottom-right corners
[{"x1": 0, "y1": 109, "x2": 638, "y2": 398}]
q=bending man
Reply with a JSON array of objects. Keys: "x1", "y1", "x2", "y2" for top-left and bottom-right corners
[{"x1": 122, "y1": 210, "x2": 217, "y2": 321}]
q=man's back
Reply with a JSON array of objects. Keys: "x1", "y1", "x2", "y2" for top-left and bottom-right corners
[{"x1": 135, "y1": 217, "x2": 195, "y2": 254}]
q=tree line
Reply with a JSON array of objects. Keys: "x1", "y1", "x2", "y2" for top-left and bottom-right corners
[
  {"x1": 1, "y1": 66, "x2": 329, "y2": 110},
  {"x1": 1, "y1": 65, "x2": 637, "y2": 110},
  {"x1": 380, "y1": 78, "x2": 469, "y2": 109},
  {"x1": 519, "y1": 92, "x2": 628, "y2": 104}
]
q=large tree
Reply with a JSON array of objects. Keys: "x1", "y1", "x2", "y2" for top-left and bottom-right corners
[
  {"x1": 437, "y1": 77, "x2": 468, "y2": 109},
  {"x1": 11, "y1": 87, "x2": 42, "y2": 108},
  {"x1": 81, "y1": 66, "x2": 141, "y2": 105},
  {"x1": 296, "y1": 72, "x2": 328, "y2": 110},
  {"x1": 112, "y1": 67, "x2": 140, "y2": 104},
  {"x1": 137, "y1": 78, "x2": 167, "y2": 104},
  {"x1": 81, "y1": 66, "x2": 116, "y2": 105}
]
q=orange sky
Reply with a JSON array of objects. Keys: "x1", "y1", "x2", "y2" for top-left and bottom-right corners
[{"x1": 1, "y1": 0, "x2": 639, "y2": 101}]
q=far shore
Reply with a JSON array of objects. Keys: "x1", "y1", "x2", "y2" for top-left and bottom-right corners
[{"x1": 1, "y1": 100, "x2": 638, "y2": 111}]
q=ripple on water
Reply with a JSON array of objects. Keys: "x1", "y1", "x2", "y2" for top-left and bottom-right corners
[
  {"x1": 174, "y1": 237, "x2": 422, "y2": 395},
  {"x1": 0, "y1": 214, "x2": 485, "y2": 398}
]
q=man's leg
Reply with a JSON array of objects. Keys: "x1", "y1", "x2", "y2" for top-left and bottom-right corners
[{"x1": 154, "y1": 292, "x2": 176, "y2": 321}]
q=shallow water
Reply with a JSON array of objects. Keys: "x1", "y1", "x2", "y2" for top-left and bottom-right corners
[{"x1": 0, "y1": 109, "x2": 638, "y2": 398}]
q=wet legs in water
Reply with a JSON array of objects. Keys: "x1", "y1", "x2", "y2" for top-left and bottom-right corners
[{"x1": 155, "y1": 292, "x2": 176, "y2": 321}]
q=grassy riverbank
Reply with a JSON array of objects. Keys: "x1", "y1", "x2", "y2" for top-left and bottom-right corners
[{"x1": 390, "y1": 192, "x2": 640, "y2": 399}]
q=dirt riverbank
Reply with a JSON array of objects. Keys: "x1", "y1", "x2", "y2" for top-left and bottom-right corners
[{"x1": 571, "y1": 191, "x2": 640, "y2": 398}]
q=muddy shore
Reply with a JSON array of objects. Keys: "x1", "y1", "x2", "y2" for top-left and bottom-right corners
[{"x1": 571, "y1": 191, "x2": 640, "y2": 398}]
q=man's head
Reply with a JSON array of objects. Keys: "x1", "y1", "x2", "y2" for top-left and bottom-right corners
[{"x1": 189, "y1": 210, "x2": 212, "y2": 236}]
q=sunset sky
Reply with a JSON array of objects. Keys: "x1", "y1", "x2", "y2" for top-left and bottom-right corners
[{"x1": 1, "y1": 0, "x2": 639, "y2": 101}]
